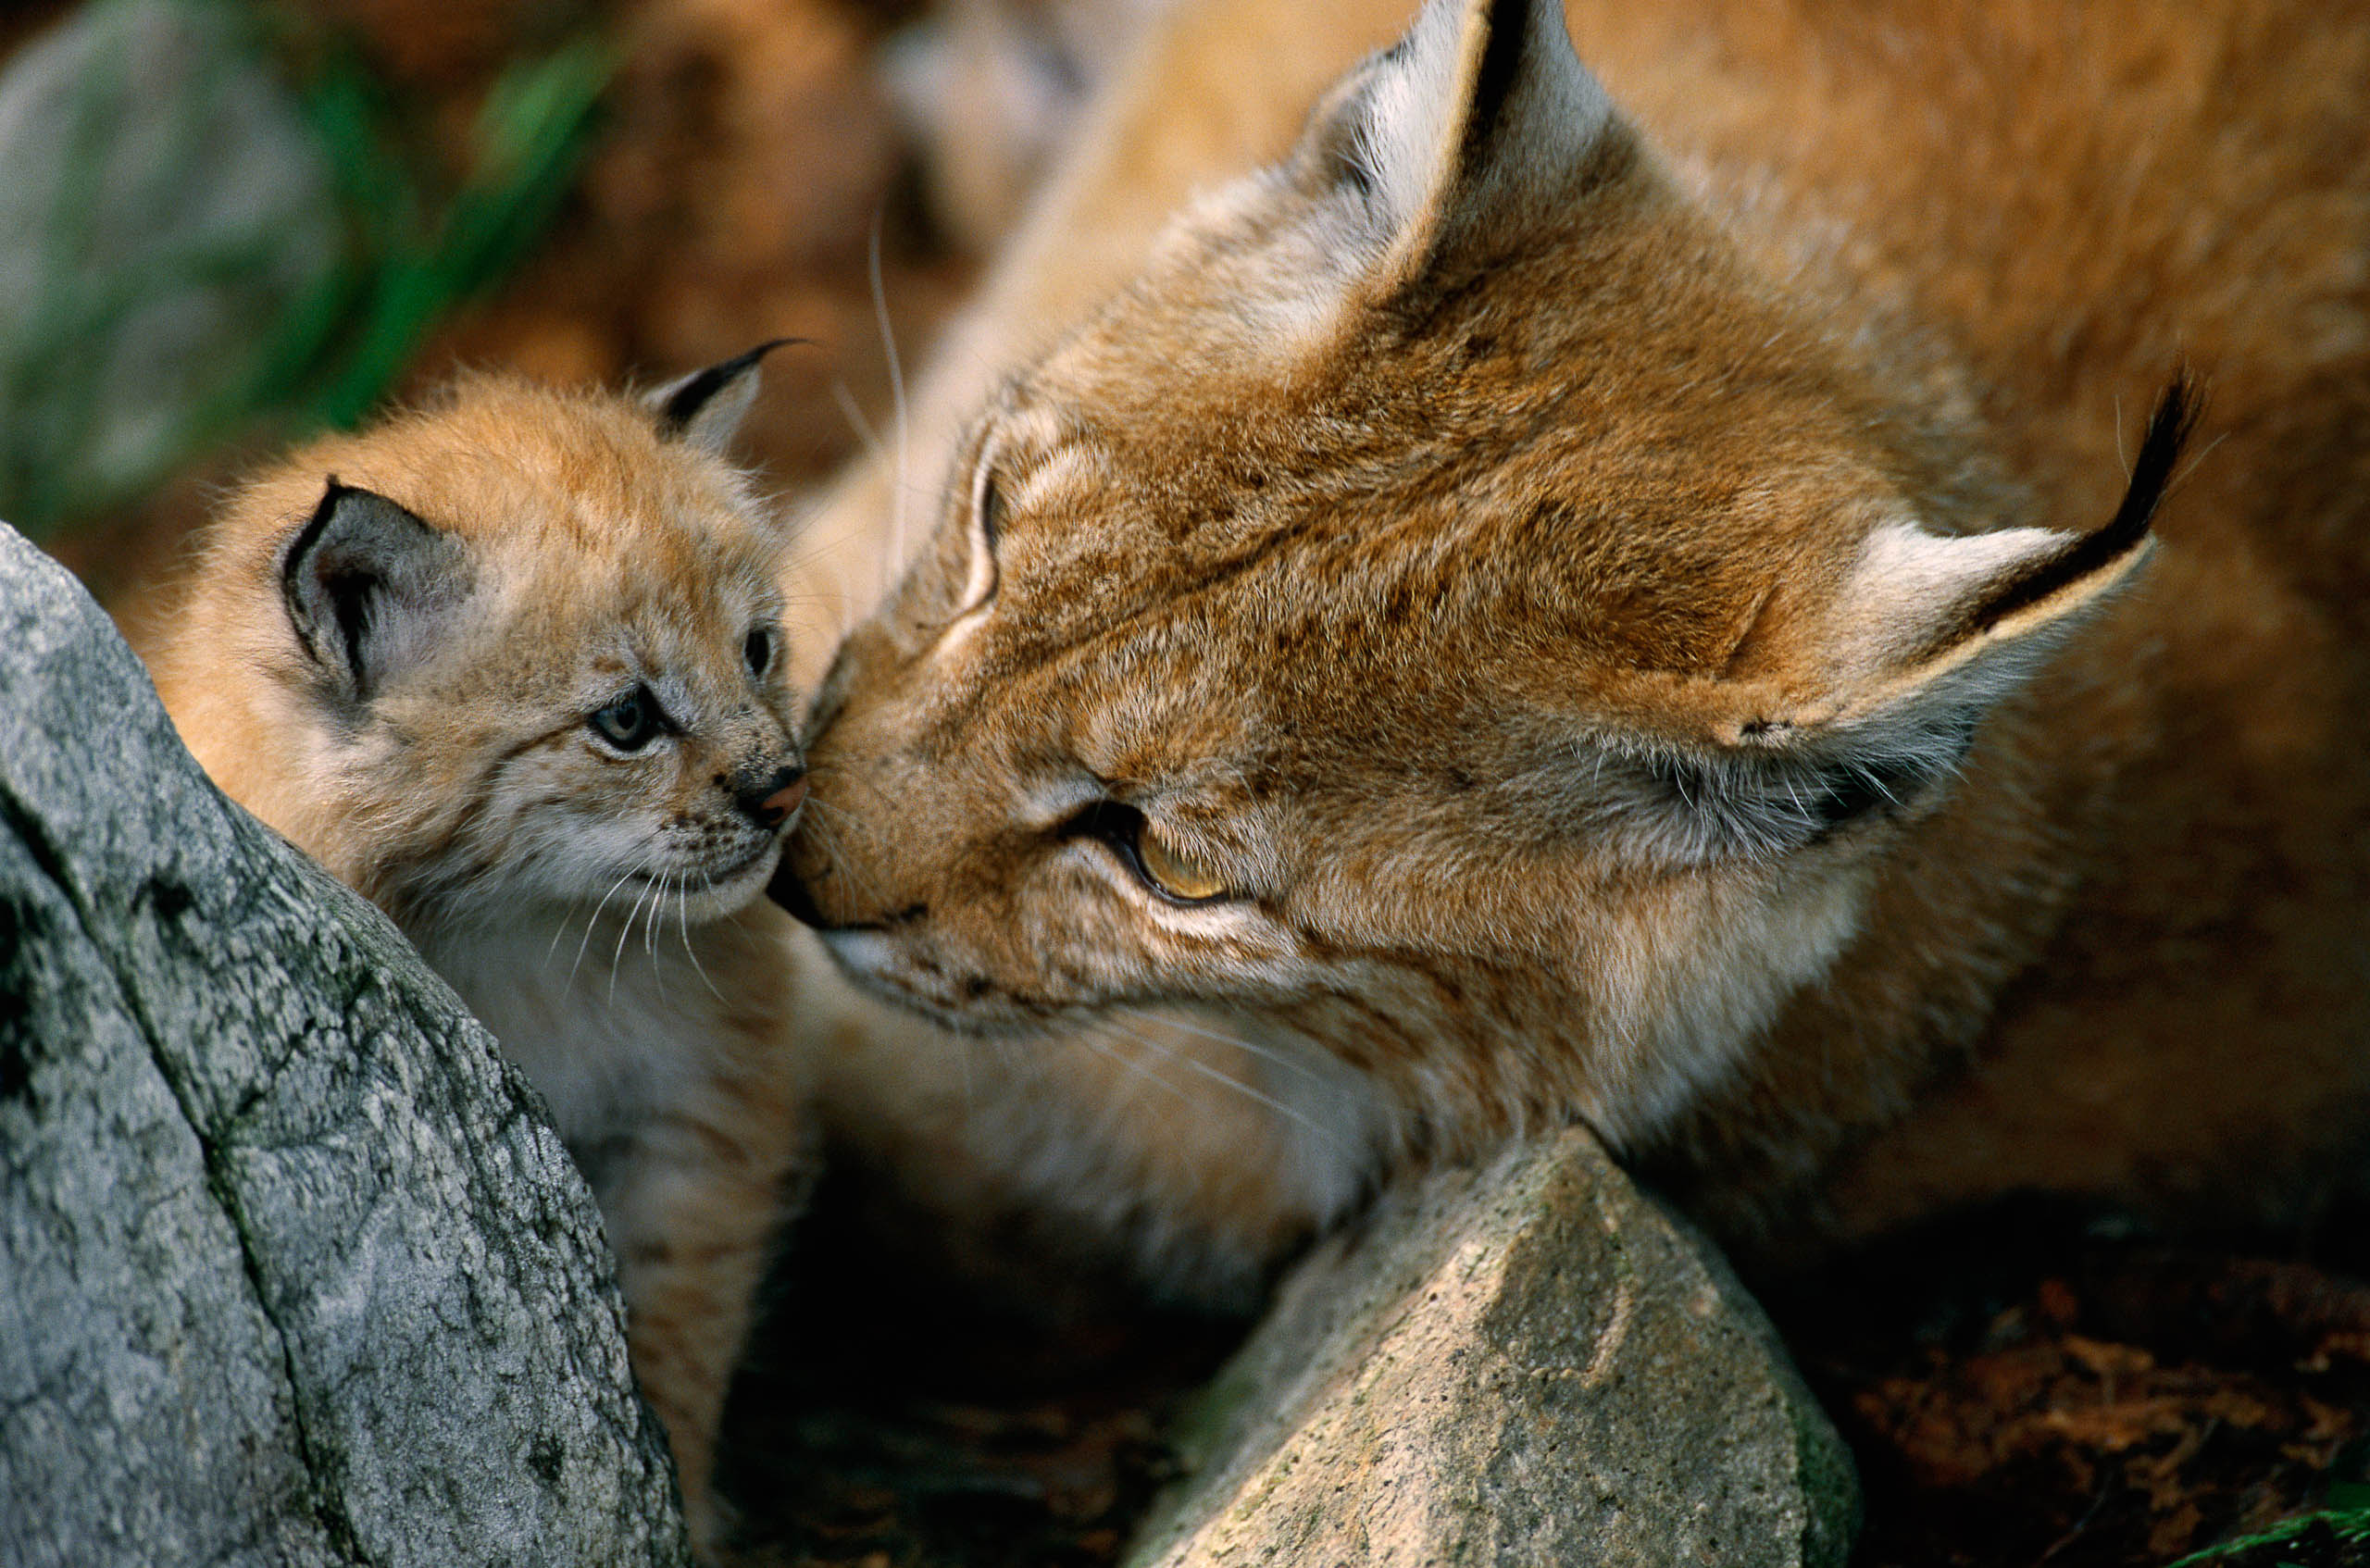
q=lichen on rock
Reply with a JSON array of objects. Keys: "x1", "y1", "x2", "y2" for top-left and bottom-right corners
[{"x1": 0, "y1": 522, "x2": 691, "y2": 1567}]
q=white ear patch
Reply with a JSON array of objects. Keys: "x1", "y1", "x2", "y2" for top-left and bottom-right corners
[
  {"x1": 1833, "y1": 520, "x2": 2074, "y2": 672},
  {"x1": 1343, "y1": 0, "x2": 1616, "y2": 272},
  {"x1": 1349, "y1": 0, "x2": 1474, "y2": 239}
]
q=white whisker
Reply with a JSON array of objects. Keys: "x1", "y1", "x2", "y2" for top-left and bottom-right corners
[
  {"x1": 1073, "y1": 1022, "x2": 1191, "y2": 1104},
  {"x1": 869, "y1": 210, "x2": 912, "y2": 592},
  {"x1": 1118, "y1": 1004, "x2": 1331, "y2": 1088},
  {"x1": 644, "y1": 869, "x2": 665, "y2": 963},
  {"x1": 830, "y1": 378, "x2": 885, "y2": 467},
  {"x1": 678, "y1": 880, "x2": 725, "y2": 1002},
  {"x1": 569, "y1": 865, "x2": 643, "y2": 984},
  {"x1": 645, "y1": 873, "x2": 675, "y2": 1004},
  {"x1": 610, "y1": 877, "x2": 660, "y2": 1002},
  {"x1": 1100, "y1": 1014, "x2": 1342, "y2": 1150}
]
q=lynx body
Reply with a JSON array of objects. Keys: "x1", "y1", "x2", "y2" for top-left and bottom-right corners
[
  {"x1": 152, "y1": 361, "x2": 811, "y2": 1552},
  {"x1": 780, "y1": 0, "x2": 2370, "y2": 1291}
]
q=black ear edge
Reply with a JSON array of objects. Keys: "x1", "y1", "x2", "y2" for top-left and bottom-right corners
[
  {"x1": 278, "y1": 478, "x2": 445, "y2": 696},
  {"x1": 655, "y1": 338, "x2": 805, "y2": 437},
  {"x1": 1454, "y1": 0, "x2": 1551, "y2": 175},
  {"x1": 1299, "y1": 0, "x2": 1538, "y2": 211},
  {"x1": 281, "y1": 477, "x2": 367, "y2": 686},
  {"x1": 1956, "y1": 370, "x2": 2203, "y2": 641}
]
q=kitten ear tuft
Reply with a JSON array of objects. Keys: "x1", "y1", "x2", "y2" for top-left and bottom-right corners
[
  {"x1": 646, "y1": 339, "x2": 802, "y2": 454},
  {"x1": 1298, "y1": 0, "x2": 1620, "y2": 291},
  {"x1": 281, "y1": 479, "x2": 472, "y2": 701}
]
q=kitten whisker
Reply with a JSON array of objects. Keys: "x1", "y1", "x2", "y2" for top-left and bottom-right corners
[
  {"x1": 610, "y1": 877, "x2": 663, "y2": 1001},
  {"x1": 829, "y1": 379, "x2": 886, "y2": 470},
  {"x1": 645, "y1": 872, "x2": 679, "y2": 1002},
  {"x1": 570, "y1": 865, "x2": 644, "y2": 985},
  {"x1": 678, "y1": 880, "x2": 726, "y2": 1002},
  {"x1": 645, "y1": 868, "x2": 667, "y2": 964}
]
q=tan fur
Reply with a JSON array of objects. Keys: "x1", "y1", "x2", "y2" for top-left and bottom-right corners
[
  {"x1": 781, "y1": 0, "x2": 2370, "y2": 1291},
  {"x1": 151, "y1": 371, "x2": 816, "y2": 1554}
]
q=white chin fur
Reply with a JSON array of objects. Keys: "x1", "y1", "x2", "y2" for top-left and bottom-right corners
[{"x1": 664, "y1": 840, "x2": 787, "y2": 923}]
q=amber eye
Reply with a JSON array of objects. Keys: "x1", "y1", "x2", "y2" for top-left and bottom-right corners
[
  {"x1": 590, "y1": 685, "x2": 667, "y2": 752},
  {"x1": 1136, "y1": 826, "x2": 1229, "y2": 902},
  {"x1": 1069, "y1": 802, "x2": 1229, "y2": 903}
]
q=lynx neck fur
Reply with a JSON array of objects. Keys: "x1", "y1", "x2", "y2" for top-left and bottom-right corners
[
  {"x1": 150, "y1": 357, "x2": 813, "y2": 1555},
  {"x1": 779, "y1": 0, "x2": 2370, "y2": 1297}
]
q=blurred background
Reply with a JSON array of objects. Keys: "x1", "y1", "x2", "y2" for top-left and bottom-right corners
[{"x1": 2, "y1": 0, "x2": 986, "y2": 640}]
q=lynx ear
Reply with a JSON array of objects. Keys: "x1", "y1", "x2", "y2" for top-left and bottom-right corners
[
  {"x1": 645, "y1": 339, "x2": 796, "y2": 454},
  {"x1": 1614, "y1": 379, "x2": 2201, "y2": 861},
  {"x1": 1296, "y1": 0, "x2": 1619, "y2": 291},
  {"x1": 1807, "y1": 377, "x2": 2199, "y2": 723},
  {"x1": 281, "y1": 480, "x2": 473, "y2": 701}
]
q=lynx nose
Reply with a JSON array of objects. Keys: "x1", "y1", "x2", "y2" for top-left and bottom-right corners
[{"x1": 734, "y1": 763, "x2": 807, "y2": 829}]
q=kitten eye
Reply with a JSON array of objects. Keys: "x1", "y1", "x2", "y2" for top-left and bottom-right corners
[
  {"x1": 590, "y1": 686, "x2": 667, "y2": 752},
  {"x1": 1070, "y1": 801, "x2": 1230, "y2": 903},
  {"x1": 743, "y1": 626, "x2": 775, "y2": 679}
]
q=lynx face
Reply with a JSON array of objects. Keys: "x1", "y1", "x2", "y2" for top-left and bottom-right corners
[
  {"x1": 170, "y1": 363, "x2": 808, "y2": 933},
  {"x1": 780, "y1": 0, "x2": 2189, "y2": 1149}
]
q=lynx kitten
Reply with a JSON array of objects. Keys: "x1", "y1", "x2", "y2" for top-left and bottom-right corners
[{"x1": 152, "y1": 352, "x2": 811, "y2": 1553}]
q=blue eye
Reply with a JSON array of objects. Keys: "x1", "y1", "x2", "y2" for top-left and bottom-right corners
[{"x1": 591, "y1": 686, "x2": 666, "y2": 751}]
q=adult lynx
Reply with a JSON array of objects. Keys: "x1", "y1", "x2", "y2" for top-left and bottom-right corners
[
  {"x1": 780, "y1": 0, "x2": 2370, "y2": 1286},
  {"x1": 153, "y1": 356, "x2": 812, "y2": 1553}
]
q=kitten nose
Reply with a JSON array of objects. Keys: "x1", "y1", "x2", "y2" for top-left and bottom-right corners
[{"x1": 735, "y1": 763, "x2": 807, "y2": 829}]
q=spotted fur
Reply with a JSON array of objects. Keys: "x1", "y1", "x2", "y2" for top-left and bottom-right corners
[{"x1": 153, "y1": 365, "x2": 814, "y2": 1555}]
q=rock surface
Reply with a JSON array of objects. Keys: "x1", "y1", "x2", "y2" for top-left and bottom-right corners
[
  {"x1": 0, "y1": 523, "x2": 690, "y2": 1567},
  {"x1": 1127, "y1": 1126, "x2": 1859, "y2": 1568}
]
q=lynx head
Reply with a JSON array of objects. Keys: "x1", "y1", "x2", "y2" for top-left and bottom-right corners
[
  {"x1": 780, "y1": 0, "x2": 2192, "y2": 1147},
  {"x1": 167, "y1": 350, "x2": 808, "y2": 933}
]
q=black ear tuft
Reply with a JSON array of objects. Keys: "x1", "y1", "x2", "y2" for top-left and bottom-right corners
[
  {"x1": 2104, "y1": 369, "x2": 2206, "y2": 550},
  {"x1": 1960, "y1": 370, "x2": 2204, "y2": 640},
  {"x1": 649, "y1": 339, "x2": 803, "y2": 453},
  {"x1": 281, "y1": 479, "x2": 470, "y2": 701}
]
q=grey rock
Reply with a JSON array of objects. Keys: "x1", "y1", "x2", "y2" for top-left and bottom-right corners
[
  {"x1": 0, "y1": 523, "x2": 691, "y2": 1566},
  {"x1": 1128, "y1": 1127, "x2": 1858, "y2": 1568}
]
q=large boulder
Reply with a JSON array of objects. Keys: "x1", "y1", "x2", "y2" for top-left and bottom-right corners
[
  {"x1": 0, "y1": 523, "x2": 690, "y2": 1567},
  {"x1": 1128, "y1": 1127, "x2": 1859, "y2": 1568}
]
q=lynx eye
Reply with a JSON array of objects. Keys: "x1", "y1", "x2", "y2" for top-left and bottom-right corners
[
  {"x1": 1070, "y1": 801, "x2": 1230, "y2": 904},
  {"x1": 590, "y1": 685, "x2": 667, "y2": 753},
  {"x1": 1137, "y1": 827, "x2": 1229, "y2": 902},
  {"x1": 743, "y1": 625, "x2": 775, "y2": 679}
]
